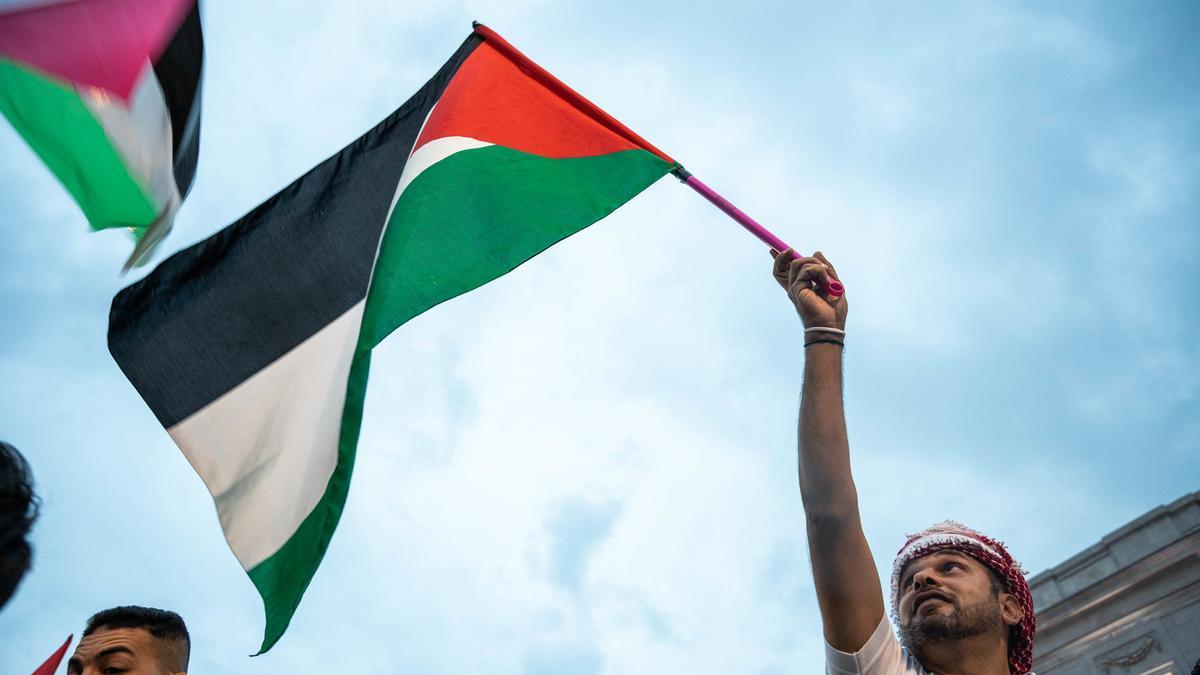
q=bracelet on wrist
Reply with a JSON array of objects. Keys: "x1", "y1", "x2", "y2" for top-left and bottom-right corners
[
  {"x1": 804, "y1": 326, "x2": 846, "y2": 336},
  {"x1": 804, "y1": 338, "x2": 845, "y2": 348}
]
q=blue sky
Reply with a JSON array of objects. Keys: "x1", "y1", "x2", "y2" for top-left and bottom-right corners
[{"x1": 2, "y1": 1, "x2": 1198, "y2": 672}]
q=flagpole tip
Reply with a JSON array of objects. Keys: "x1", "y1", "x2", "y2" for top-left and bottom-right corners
[{"x1": 670, "y1": 164, "x2": 692, "y2": 182}]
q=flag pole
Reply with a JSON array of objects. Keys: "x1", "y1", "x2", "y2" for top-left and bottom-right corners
[{"x1": 672, "y1": 167, "x2": 844, "y2": 296}]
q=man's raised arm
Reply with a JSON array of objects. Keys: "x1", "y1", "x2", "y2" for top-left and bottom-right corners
[{"x1": 771, "y1": 249, "x2": 884, "y2": 652}]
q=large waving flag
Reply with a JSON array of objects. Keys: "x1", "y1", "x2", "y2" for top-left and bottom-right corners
[
  {"x1": 108, "y1": 24, "x2": 676, "y2": 652},
  {"x1": 0, "y1": 0, "x2": 203, "y2": 268}
]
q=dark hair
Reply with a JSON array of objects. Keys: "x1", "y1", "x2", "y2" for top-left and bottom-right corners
[
  {"x1": 85, "y1": 606, "x2": 191, "y2": 670},
  {"x1": 0, "y1": 441, "x2": 38, "y2": 610},
  {"x1": 985, "y1": 565, "x2": 1005, "y2": 596}
]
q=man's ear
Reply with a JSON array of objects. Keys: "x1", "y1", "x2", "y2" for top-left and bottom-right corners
[{"x1": 1000, "y1": 592, "x2": 1024, "y2": 627}]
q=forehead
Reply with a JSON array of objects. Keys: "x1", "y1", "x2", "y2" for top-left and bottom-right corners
[
  {"x1": 899, "y1": 549, "x2": 979, "y2": 578},
  {"x1": 73, "y1": 627, "x2": 157, "y2": 659}
]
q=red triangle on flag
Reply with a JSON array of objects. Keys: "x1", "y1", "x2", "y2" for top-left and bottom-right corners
[
  {"x1": 31, "y1": 634, "x2": 72, "y2": 675},
  {"x1": 0, "y1": 0, "x2": 193, "y2": 102}
]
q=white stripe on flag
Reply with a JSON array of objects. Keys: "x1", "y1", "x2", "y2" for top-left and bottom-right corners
[
  {"x1": 167, "y1": 301, "x2": 366, "y2": 571},
  {"x1": 80, "y1": 60, "x2": 181, "y2": 214},
  {"x1": 386, "y1": 136, "x2": 492, "y2": 218}
]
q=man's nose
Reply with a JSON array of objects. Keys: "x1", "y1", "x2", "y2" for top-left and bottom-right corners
[{"x1": 913, "y1": 569, "x2": 939, "y2": 588}]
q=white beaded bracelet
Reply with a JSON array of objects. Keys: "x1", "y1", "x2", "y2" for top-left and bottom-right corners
[{"x1": 804, "y1": 326, "x2": 846, "y2": 336}]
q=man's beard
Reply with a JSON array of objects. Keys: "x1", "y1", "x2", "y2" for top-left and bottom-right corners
[{"x1": 899, "y1": 595, "x2": 1003, "y2": 652}]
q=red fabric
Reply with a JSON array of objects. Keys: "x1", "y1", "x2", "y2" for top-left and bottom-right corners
[
  {"x1": 894, "y1": 524, "x2": 1036, "y2": 674},
  {"x1": 31, "y1": 634, "x2": 72, "y2": 675},
  {"x1": 0, "y1": 0, "x2": 193, "y2": 102},
  {"x1": 472, "y1": 24, "x2": 674, "y2": 163},
  {"x1": 415, "y1": 27, "x2": 675, "y2": 164},
  {"x1": 416, "y1": 43, "x2": 633, "y2": 159}
]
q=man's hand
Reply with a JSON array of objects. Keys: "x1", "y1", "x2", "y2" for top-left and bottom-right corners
[{"x1": 771, "y1": 248, "x2": 847, "y2": 330}]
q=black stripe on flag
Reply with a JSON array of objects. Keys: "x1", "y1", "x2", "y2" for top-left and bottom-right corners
[
  {"x1": 110, "y1": 33, "x2": 483, "y2": 429},
  {"x1": 152, "y1": 0, "x2": 203, "y2": 200}
]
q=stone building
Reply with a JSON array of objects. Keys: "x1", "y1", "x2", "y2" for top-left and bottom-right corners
[{"x1": 1030, "y1": 490, "x2": 1200, "y2": 675}]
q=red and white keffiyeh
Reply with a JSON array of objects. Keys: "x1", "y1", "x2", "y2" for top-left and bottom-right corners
[{"x1": 890, "y1": 521, "x2": 1036, "y2": 674}]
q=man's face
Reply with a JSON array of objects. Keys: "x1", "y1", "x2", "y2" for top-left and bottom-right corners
[
  {"x1": 67, "y1": 627, "x2": 183, "y2": 675},
  {"x1": 895, "y1": 550, "x2": 1008, "y2": 648}
]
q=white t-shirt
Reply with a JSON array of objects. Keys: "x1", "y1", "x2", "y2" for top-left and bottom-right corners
[
  {"x1": 824, "y1": 616, "x2": 1035, "y2": 675},
  {"x1": 825, "y1": 617, "x2": 929, "y2": 675}
]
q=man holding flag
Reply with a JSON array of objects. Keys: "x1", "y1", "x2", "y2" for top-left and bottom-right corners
[{"x1": 771, "y1": 249, "x2": 1037, "y2": 675}]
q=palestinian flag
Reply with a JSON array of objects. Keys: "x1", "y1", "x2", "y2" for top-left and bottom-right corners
[
  {"x1": 0, "y1": 0, "x2": 202, "y2": 269},
  {"x1": 108, "y1": 24, "x2": 676, "y2": 652}
]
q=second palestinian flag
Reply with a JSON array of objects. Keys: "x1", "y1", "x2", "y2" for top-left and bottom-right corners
[
  {"x1": 0, "y1": 0, "x2": 203, "y2": 268},
  {"x1": 109, "y1": 24, "x2": 676, "y2": 652}
]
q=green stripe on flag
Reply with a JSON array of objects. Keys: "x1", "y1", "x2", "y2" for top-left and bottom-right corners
[
  {"x1": 248, "y1": 351, "x2": 372, "y2": 654},
  {"x1": 0, "y1": 58, "x2": 157, "y2": 232},
  {"x1": 362, "y1": 145, "x2": 673, "y2": 346}
]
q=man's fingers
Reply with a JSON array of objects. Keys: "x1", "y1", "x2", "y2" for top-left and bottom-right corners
[
  {"x1": 797, "y1": 262, "x2": 832, "y2": 289},
  {"x1": 813, "y1": 250, "x2": 841, "y2": 282},
  {"x1": 787, "y1": 256, "x2": 820, "y2": 273},
  {"x1": 772, "y1": 247, "x2": 795, "y2": 275},
  {"x1": 772, "y1": 248, "x2": 797, "y2": 290},
  {"x1": 774, "y1": 249, "x2": 843, "y2": 303},
  {"x1": 787, "y1": 258, "x2": 815, "y2": 289},
  {"x1": 788, "y1": 257, "x2": 824, "y2": 288}
]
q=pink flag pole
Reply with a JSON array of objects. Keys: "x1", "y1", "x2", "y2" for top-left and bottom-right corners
[{"x1": 672, "y1": 167, "x2": 844, "y2": 296}]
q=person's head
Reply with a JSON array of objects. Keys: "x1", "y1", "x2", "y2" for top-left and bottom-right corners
[
  {"x1": 69, "y1": 606, "x2": 190, "y2": 675},
  {"x1": 890, "y1": 521, "x2": 1036, "y2": 674},
  {"x1": 0, "y1": 440, "x2": 38, "y2": 610}
]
